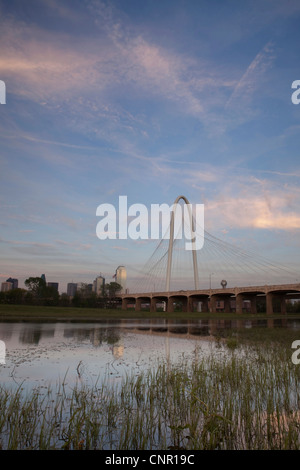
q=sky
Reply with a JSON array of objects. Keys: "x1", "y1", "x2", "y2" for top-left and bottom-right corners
[{"x1": 0, "y1": 0, "x2": 300, "y2": 293}]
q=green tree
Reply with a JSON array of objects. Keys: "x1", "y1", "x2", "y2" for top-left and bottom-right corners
[
  {"x1": 24, "y1": 277, "x2": 46, "y2": 296},
  {"x1": 24, "y1": 277, "x2": 59, "y2": 305},
  {"x1": 59, "y1": 293, "x2": 70, "y2": 307},
  {"x1": 43, "y1": 285, "x2": 59, "y2": 306},
  {"x1": 6, "y1": 288, "x2": 26, "y2": 304},
  {"x1": 104, "y1": 282, "x2": 122, "y2": 308},
  {"x1": 71, "y1": 284, "x2": 97, "y2": 308},
  {"x1": 105, "y1": 282, "x2": 122, "y2": 298}
]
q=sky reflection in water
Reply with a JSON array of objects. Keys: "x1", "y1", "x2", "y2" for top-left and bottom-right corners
[{"x1": 0, "y1": 319, "x2": 299, "y2": 393}]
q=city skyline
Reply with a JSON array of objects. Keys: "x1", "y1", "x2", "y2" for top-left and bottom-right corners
[
  {"x1": 0, "y1": 0, "x2": 300, "y2": 293},
  {"x1": 0, "y1": 268, "x2": 124, "y2": 295}
]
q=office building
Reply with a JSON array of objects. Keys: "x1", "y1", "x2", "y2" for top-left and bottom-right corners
[
  {"x1": 6, "y1": 278, "x2": 18, "y2": 289},
  {"x1": 1, "y1": 282, "x2": 13, "y2": 292},
  {"x1": 93, "y1": 275, "x2": 105, "y2": 295},
  {"x1": 67, "y1": 283, "x2": 77, "y2": 297},
  {"x1": 115, "y1": 266, "x2": 126, "y2": 293},
  {"x1": 47, "y1": 282, "x2": 59, "y2": 291},
  {"x1": 77, "y1": 282, "x2": 92, "y2": 291}
]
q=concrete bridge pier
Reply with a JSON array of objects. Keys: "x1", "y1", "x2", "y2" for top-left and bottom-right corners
[
  {"x1": 235, "y1": 294, "x2": 258, "y2": 314},
  {"x1": 167, "y1": 298, "x2": 174, "y2": 313},
  {"x1": 209, "y1": 295, "x2": 217, "y2": 313},
  {"x1": 224, "y1": 297, "x2": 231, "y2": 313},
  {"x1": 122, "y1": 298, "x2": 129, "y2": 310},
  {"x1": 249, "y1": 295, "x2": 257, "y2": 314},
  {"x1": 236, "y1": 294, "x2": 244, "y2": 314},
  {"x1": 210, "y1": 294, "x2": 232, "y2": 313},
  {"x1": 279, "y1": 295, "x2": 287, "y2": 315},
  {"x1": 187, "y1": 296, "x2": 209, "y2": 312},
  {"x1": 166, "y1": 296, "x2": 189, "y2": 313},
  {"x1": 201, "y1": 298, "x2": 209, "y2": 312},
  {"x1": 181, "y1": 297, "x2": 188, "y2": 312},
  {"x1": 267, "y1": 293, "x2": 287, "y2": 315},
  {"x1": 266, "y1": 292, "x2": 274, "y2": 315},
  {"x1": 187, "y1": 297, "x2": 193, "y2": 313},
  {"x1": 150, "y1": 298, "x2": 157, "y2": 312}
]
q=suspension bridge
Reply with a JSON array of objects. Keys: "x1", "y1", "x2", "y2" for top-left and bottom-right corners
[{"x1": 118, "y1": 195, "x2": 300, "y2": 314}]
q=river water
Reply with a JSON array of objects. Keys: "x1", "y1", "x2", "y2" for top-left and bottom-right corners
[{"x1": 0, "y1": 318, "x2": 299, "y2": 393}]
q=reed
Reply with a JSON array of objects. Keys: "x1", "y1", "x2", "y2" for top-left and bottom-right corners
[{"x1": 0, "y1": 340, "x2": 299, "y2": 450}]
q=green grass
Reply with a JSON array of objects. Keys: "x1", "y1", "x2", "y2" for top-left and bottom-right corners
[
  {"x1": 0, "y1": 341, "x2": 299, "y2": 450},
  {"x1": 0, "y1": 303, "x2": 299, "y2": 322}
]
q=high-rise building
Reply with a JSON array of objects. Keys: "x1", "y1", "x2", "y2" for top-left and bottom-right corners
[
  {"x1": 41, "y1": 274, "x2": 46, "y2": 283},
  {"x1": 1, "y1": 282, "x2": 13, "y2": 292},
  {"x1": 6, "y1": 278, "x2": 18, "y2": 289},
  {"x1": 115, "y1": 266, "x2": 126, "y2": 293},
  {"x1": 93, "y1": 275, "x2": 105, "y2": 295},
  {"x1": 47, "y1": 282, "x2": 59, "y2": 291},
  {"x1": 67, "y1": 283, "x2": 77, "y2": 297}
]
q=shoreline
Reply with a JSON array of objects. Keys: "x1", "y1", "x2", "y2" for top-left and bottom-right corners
[{"x1": 0, "y1": 303, "x2": 299, "y2": 322}]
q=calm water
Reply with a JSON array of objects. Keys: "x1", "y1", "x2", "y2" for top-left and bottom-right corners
[{"x1": 0, "y1": 318, "x2": 299, "y2": 393}]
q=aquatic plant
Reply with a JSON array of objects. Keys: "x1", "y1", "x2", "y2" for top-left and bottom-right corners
[{"x1": 0, "y1": 339, "x2": 299, "y2": 450}]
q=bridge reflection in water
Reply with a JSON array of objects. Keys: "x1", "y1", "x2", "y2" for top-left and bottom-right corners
[{"x1": 119, "y1": 317, "x2": 300, "y2": 341}]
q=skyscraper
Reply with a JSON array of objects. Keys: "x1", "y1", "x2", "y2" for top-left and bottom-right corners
[
  {"x1": 93, "y1": 275, "x2": 105, "y2": 295},
  {"x1": 47, "y1": 282, "x2": 59, "y2": 291},
  {"x1": 6, "y1": 278, "x2": 18, "y2": 289},
  {"x1": 115, "y1": 266, "x2": 126, "y2": 293},
  {"x1": 1, "y1": 282, "x2": 12, "y2": 292},
  {"x1": 67, "y1": 283, "x2": 77, "y2": 297}
]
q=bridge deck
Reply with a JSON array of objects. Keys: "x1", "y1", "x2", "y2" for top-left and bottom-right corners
[{"x1": 119, "y1": 283, "x2": 300, "y2": 315}]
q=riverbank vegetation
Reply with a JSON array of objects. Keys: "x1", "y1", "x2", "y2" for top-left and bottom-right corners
[
  {"x1": 0, "y1": 337, "x2": 299, "y2": 450},
  {"x1": 0, "y1": 303, "x2": 300, "y2": 322}
]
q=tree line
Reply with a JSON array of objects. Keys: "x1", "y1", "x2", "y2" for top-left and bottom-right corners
[{"x1": 0, "y1": 277, "x2": 123, "y2": 308}]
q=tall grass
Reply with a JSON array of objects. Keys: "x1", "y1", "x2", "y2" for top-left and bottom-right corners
[{"x1": 0, "y1": 341, "x2": 299, "y2": 450}]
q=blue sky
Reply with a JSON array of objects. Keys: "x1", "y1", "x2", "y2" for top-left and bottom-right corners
[{"x1": 0, "y1": 0, "x2": 300, "y2": 292}]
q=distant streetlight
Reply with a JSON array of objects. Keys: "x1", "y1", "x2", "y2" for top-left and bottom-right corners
[{"x1": 209, "y1": 273, "x2": 214, "y2": 289}]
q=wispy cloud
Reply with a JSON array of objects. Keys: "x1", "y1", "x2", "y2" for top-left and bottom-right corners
[
  {"x1": 225, "y1": 41, "x2": 275, "y2": 110},
  {"x1": 0, "y1": 2, "x2": 218, "y2": 123},
  {"x1": 126, "y1": 37, "x2": 204, "y2": 115},
  {"x1": 205, "y1": 176, "x2": 300, "y2": 231}
]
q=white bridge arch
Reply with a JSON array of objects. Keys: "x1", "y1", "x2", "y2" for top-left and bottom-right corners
[{"x1": 166, "y1": 195, "x2": 199, "y2": 292}]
